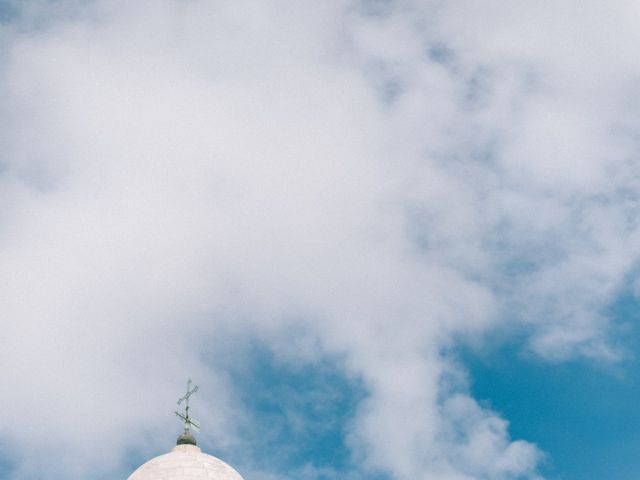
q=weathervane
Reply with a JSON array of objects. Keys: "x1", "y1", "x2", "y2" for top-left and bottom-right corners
[{"x1": 175, "y1": 379, "x2": 201, "y2": 445}]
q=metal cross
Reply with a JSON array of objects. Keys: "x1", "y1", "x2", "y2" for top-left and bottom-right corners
[
  {"x1": 178, "y1": 378, "x2": 199, "y2": 408},
  {"x1": 175, "y1": 379, "x2": 201, "y2": 433}
]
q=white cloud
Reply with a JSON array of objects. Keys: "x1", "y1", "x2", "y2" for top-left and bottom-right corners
[{"x1": 1, "y1": 1, "x2": 639, "y2": 479}]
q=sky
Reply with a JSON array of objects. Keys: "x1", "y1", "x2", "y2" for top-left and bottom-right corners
[{"x1": 1, "y1": 1, "x2": 640, "y2": 479}]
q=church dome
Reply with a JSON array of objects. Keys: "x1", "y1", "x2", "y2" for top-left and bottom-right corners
[{"x1": 127, "y1": 444, "x2": 245, "y2": 480}]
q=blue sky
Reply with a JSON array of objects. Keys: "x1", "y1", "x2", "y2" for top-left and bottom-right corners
[
  {"x1": 1, "y1": 1, "x2": 640, "y2": 480},
  {"x1": 464, "y1": 293, "x2": 640, "y2": 480}
]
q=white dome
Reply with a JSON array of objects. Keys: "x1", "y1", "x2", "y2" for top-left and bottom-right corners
[{"x1": 127, "y1": 444, "x2": 245, "y2": 480}]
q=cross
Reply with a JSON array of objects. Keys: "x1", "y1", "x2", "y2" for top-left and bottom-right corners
[
  {"x1": 178, "y1": 378, "x2": 199, "y2": 408},
  {"x1": 175, "y1": 379, "x2": 201, "y2": 433}
]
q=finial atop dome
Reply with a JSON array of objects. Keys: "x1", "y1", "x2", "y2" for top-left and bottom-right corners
[
  {"x1": 176, "y1": 430, "x2": 197, "y2": 446},
  {"x1": 175, "y1": 378, "x2": 201, "y2": 446}
]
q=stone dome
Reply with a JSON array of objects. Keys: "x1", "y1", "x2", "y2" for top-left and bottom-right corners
[{"x1": 127, "y1": 444, "x2": 245, "y2": 480}]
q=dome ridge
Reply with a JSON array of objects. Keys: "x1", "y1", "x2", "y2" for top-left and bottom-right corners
[{"x1": 127, "y1": 444, "x2": 245, "y2": 480}]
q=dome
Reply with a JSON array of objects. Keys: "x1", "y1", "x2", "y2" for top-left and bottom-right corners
[{"x1": 127, "y1": 444, "x2": 245, "y2": 480}]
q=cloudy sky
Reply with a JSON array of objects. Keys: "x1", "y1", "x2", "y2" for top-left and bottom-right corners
[{"x1": 1, "y1": 1, "x2": 640, "y2": 479}]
